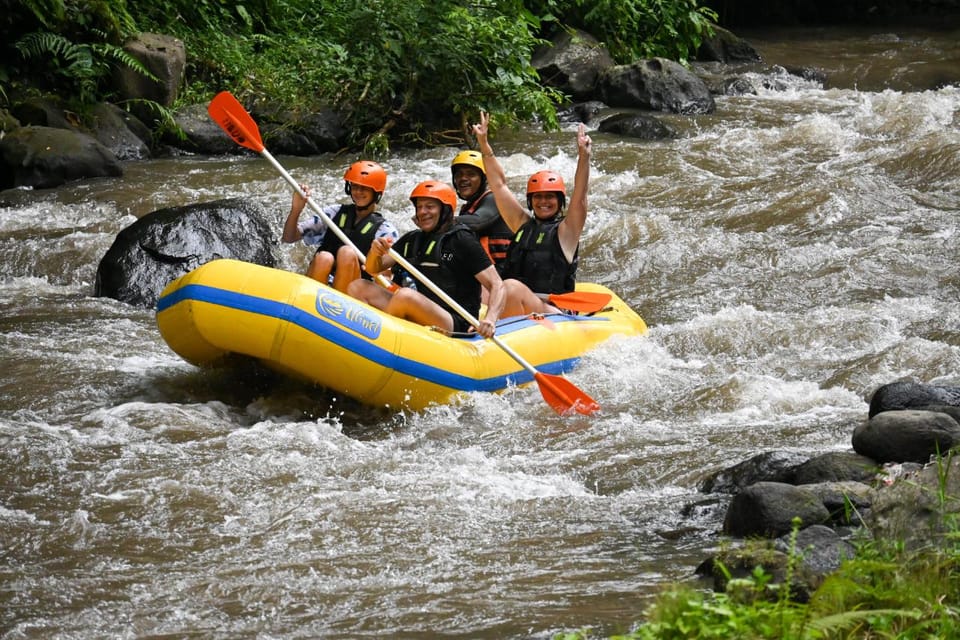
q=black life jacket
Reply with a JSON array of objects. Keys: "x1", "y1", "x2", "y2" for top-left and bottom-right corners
[
  {"x1": 394, "y1": 224, "x2": 481, "y2": 320},
  {"x1": 500, "y1": 218, "x2": 578, "y2": 294},
  {"x1": 318, "y1": 204, "x2": 385, "y2": 280},
  {"x1": 460, "y1": 190, "x2": 512, "y2": 265}
]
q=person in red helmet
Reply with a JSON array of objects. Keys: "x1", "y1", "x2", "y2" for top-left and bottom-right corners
[
  {"x1": 471, "y1": 111, "x2": 592, "y2": 315},
  {"x1": 348, "y1": 180, "x2": 506, "y2": 338},
  {"x1": 282, "y1": 160, "x2": 398, "y2": 292},
  {"x1": 449, "y1": 150, "x2": 512, "y2": 266}
]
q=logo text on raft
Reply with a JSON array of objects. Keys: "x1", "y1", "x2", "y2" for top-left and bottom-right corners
[{"x1": 315, "y1": 290, "x2": 382, "y2": 339}]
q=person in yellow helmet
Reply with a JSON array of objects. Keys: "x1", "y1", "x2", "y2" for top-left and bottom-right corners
[
  {"x1": 282, "y1": 160, "x2": 398, "y2": 292},
  {"x1": 470, "y1": 111, "x2": 592, "y2": 316},
  {"x1": 348, "y1": 180, "x2": 506, "y2": 338},
  {"x1": 449, "y1": 150, "x2": 514, "y2": 266}
]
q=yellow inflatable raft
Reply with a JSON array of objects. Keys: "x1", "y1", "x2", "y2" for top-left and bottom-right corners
[{"x1": 156, "y1": 259, "x2": 647, "y2": 411}]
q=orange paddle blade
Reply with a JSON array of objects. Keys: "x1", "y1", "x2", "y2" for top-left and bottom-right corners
[
  {"x1": 547, "y1": 291, "x2": 612, "y2": 314},
  {"x1": 534, "y1": 372, "x2": 600, "y2": 415},
  {"x1": 208, "y1": 91, "x2": 265, "y2": 153},
  {"x1": 529, "y1": 313, "x2": 556, "y2": 330}
]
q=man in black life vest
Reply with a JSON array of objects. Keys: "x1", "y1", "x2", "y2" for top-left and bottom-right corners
[
  {"x1": 348, "y1": 181, "x2": 506, "y2": 338},
  {"x1": 470, "y1": 111, "x2": 592, "y2": 317},
  {"x1": 282, "y1": 160, "x2": 398, "y2": 293},
  {"x1": 449, "y1": 150, "x2": 513, "y2": 267}
]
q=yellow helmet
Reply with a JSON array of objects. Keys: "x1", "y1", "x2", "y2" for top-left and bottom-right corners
[{"x1": 450, "y1": 150, "x2": 486, "y2": 181}]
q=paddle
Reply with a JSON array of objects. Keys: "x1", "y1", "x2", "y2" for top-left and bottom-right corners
[
  {"x1": 207, "y1": 91, "x2": 393, "y2": 289},
  {"x1": 386, "y1": 249, "x2": 600, "y2": 416},
  {"x1": 208, "y1": 91, "x2": 598, "y2": 416},
  {"x1": 541, "y1": 291, "x2": 612, "y2": 314}
]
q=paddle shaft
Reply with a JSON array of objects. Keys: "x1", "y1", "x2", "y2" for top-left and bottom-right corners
[
  {"x1": 387, "y1": 248, "x2": 541, "y2": 379},
  {"x1": 209, "y1": 92, "x2": 391, "y2": 288},
  {"x1": 258, "y1": 150, "x2": 364, "y2": 264}
]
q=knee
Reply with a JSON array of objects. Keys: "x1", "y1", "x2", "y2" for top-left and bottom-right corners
[
  {"x1": 310, "y1": 251, "x2": 333, "y2": 270},
  {"x1": 336, "y1": 245, "x2": 358, "y2": 264}
]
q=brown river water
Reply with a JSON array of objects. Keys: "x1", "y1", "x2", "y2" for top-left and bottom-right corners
[{"x1": 2, "y1": 26, "x2": 959, "y2": 639}]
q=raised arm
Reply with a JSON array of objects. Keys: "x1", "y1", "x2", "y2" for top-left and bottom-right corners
[
  {"x1": 281, "y1": 184, "x2": 310, "y2": 243},
  {"x1": 472, "y1": 112, "x2": 528, "y2": 233},
  {"x1": 558, "y1": 123, "x2": 591, "y2": 262}
]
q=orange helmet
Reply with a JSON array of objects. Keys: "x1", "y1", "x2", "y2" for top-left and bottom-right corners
[
  {"x1": 409, "y1": 180, "x2": 458, "y2": 211},
  {"x1": 526, "y1": 170, "x2": 566, "y2": 212},
  {"x1": 343, "y1": 160, "x2": 387, "y2": 200}
]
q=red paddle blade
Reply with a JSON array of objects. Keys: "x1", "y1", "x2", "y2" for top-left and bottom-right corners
[
  {"x1": 534, "y1": 372, "x2": 600, "y2": 415},
  {"x1": 208, "y1": 91, "x2": 265, "y2": 153},
  {"x1": 547, "y1": 291, "x2": 612, "y2": 314}
]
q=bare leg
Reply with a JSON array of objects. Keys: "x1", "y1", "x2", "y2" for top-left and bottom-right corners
[
  {"x1": 348, "y1": 281, "x2": 454, "y2": 332},
  {"x1": 501, "y1": 279, "x2": 559, "y2": 317},
  {"x1": 306, "y1": 251, "x2": 335, "y2": 283},
  {"x1": 331, "y1": 245, "x2": 361, "y2": 293},
  {"x1": 349, "y1": 279, "x2": 392, "y2": 308}
]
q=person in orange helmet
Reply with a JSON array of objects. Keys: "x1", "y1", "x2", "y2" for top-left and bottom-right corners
[
  {"x1": 471, "y1": 111, "x2": 593, "y2": 315},
  {"x1": 348, "y1": 180, "x2": 506, "y2": 338},
  {"x1": 282, "y1": 160, "x2": 398, "y2": 292}
]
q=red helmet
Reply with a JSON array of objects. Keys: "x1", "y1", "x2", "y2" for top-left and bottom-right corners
[
  {"x1": 343, "y1": 160, "x2": 387, "y2": 196},
  {"x1": 409, "y1": 180, "x2": 458, "y2": 212},
  {"x1": 525, "y1": 170, "x2": 566, "y2": 212}
]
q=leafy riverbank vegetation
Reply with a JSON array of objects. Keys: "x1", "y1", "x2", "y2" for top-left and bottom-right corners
[
  {"x1": 560, "y1": 495, "x2": 960, "y2": 638},
  {"x1": 1, "y1": 0, "x2": 716, "y2": 149}
]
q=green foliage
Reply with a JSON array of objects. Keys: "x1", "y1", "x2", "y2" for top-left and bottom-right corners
[
  {"x1": 16, "y1": 0, "x2": 67, "y2": 29},
  {"x1": 15, "y1": 31, "x2": 155, "y2": 105},
  {"x1": 2, "y1": 0, "x2": 718, "y2": 148},
  {"x1": 151, "y1": 0, "x2": 564, "y2": 147},
  {"x1": 526, "y1": 0, "x2": 717, "y2": 64}
]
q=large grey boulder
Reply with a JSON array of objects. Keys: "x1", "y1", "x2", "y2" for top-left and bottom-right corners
[
  {"x1": 89, "y1": 102, "x2": 152, "y2": 161},
  {"x1": 170, "y1": 103, "x2": 243, "y2": 155},
  {"x1": 723, "y1": 481, "x2": 830, "y2": 537},
  {"x1": 852, "y1": 409, "x2": 960, "y2": 464},
  {"x1": 599, "y1": 58, "x2": 716, "y2": 114},
  {"x1": 696, "y1": 25, "x2": 762, "y2": 64},
  {"x1": 114, "y1": 32, "x2": 186, "y2": 108},
  {"x1": 532, "y1": 29, "x2": 616, "y2": 101},
  {"x1": 699, "y1": 450, "x2": 809, "y2": 494},
  {"x1": 788, "y1": 451, "x2": 878, "y2": 485},
  {"x1": 0, "y1": 125, "x2": 122, "y2": 189},
  {"x1": 95, "y1": 198, "x2": 278, "y2": 308},
  {"x1": 598, "y1": 113, "x2": 676, "y2": 140},
  {"x1": 868, "y1": 381, "x2": 960, "y2": 417}
]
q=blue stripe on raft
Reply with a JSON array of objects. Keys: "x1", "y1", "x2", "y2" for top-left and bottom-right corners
[{"x1": 157, "y1": 284, "x2": 601, "y2": 393}]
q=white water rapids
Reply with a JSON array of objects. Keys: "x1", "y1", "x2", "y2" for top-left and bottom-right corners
[{"x1": 1, "y1": 26, "x2": 959, "y2": 639}]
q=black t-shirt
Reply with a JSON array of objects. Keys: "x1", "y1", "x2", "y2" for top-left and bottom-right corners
[{"x1": 395, "y1": 226, "x2": 492, "y2": 322}]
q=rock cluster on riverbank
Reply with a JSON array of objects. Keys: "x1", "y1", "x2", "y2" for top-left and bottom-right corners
[{"x1": 694, "y1": 380, "x2": 960, "y2": 600}]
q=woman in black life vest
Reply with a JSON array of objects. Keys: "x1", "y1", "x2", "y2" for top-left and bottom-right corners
[
  {"x1": 282, "y1": 160, "x2": 398, "y2": 292},
  {"x1": 471, "y1": 111, "x2": 592, "y2": 316},
  {"x1": 348, "y1": 181, "x2": 506, "y2": 338}
]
